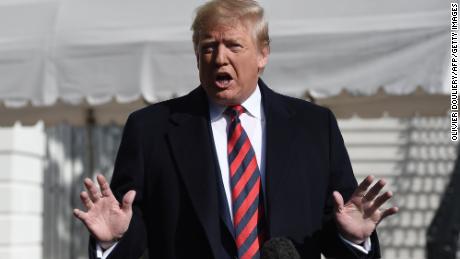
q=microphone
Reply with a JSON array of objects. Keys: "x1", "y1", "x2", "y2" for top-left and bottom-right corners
[{"x1": 260, "y1": 237, "x2": 301, "y2": 259}]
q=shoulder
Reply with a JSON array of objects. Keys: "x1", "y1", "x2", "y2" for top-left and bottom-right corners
[
  {"x1": 282, "y1": 93, "x2": 330, "y2": 115},
  {"x1": 267, "y1": 87, "x2": 334, "y2": 123},
  {"x1": 259, "y1": 78, "x2": 333, "y2": 121},
  {"x1": 124, "y1": 86, "x2": 206, "y2": 130}
]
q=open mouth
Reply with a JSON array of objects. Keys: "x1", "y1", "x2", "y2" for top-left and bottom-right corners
[{"x1": 215, "y1": 72, "x2": 233, "y2": 88}]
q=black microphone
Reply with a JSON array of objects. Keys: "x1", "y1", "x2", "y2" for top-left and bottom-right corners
[{"x1": 260, "y1": 237, "x2": 301, "y2": 259}]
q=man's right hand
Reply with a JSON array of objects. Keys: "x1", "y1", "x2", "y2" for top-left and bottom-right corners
[{"x1": 73, "y1": 174, "x2": 135, "y2": 249}]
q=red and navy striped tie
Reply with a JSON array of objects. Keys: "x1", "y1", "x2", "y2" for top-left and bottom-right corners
[{"x1": 226, "y1": 105, "x2": 265, "y2": 259}]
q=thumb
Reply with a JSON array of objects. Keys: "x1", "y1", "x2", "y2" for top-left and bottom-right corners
[
  {"x1": 332, "y1": 191, "x2": 344, "y2": 214},
  {"x1": 121, "y1": 190, "x2": 136, "y2": 212}
]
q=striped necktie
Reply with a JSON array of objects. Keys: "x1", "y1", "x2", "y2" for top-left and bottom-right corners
[{"x1": 226, "y1": 105, "x2": 265, "y2": 259}]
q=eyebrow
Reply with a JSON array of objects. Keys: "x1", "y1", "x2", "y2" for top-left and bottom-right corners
[{"x1": 199, "y1": 36, "x2": 244, "y2": 45}]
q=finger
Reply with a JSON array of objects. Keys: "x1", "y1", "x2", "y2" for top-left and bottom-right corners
[
  {"x1": 379, "y1": 207, "x2": 399, "y2": 223},
  {"x1": 80, "y1": 191, "x2": 94, "y2": 209},
  {"x1": 84, "y1": 178, "x2": 101, "y2": 202},
  {"x1": 366, "y1": 191, "x2": 393, "y2": 216},
  {"x1": 352, "y1": 175, "x2": 374, "y2": 198},
  {"x1": 332, "y1": 191, "x2": 345, "y2": 213},
  {"x1": 97, "y1": 174, "x2": 114, "y2": 198},
  {"x1": 73, "y1": 208, "x2": 89, "y2": 223},
  {"x1": 371, "y1": 191, "x2": 393, "y2": 210},
  {"x1": 363, "y1": 179, "x2": 386, "y2": 202},
  {"x1": 121, "y1": 190, "x2": 136, "y2": 212}
]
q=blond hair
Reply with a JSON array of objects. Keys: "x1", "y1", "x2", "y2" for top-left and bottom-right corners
[{"x1": 191, "y1": 0, "x2": 270, "y2": 52}]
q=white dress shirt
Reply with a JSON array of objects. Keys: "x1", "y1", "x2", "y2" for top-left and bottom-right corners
[{"x1": 208, "y1": 85, "x2": 266, "y2": 221}]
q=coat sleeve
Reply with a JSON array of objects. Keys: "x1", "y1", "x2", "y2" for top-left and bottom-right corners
[
  {"x1": 318, "y1": 109, "x2": 381, "y2": 259},
  {"x1": 88, "y1": 113, "x2": 148, "y2": 259}
]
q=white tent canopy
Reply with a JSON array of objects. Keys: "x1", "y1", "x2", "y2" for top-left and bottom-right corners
[{"x1": 0, "y1": 0, "x2": 450, "y2": 110}]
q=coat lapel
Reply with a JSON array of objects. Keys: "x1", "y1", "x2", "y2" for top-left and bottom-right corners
[
  {"x1": 166, "y1": 87, "x2": 222, "y2": 258},
  {"x1": 259, "y1": 79, "x2": 299, "y2": 237}
]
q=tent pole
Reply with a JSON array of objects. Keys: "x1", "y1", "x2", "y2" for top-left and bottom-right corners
[{"x1": 85, "y1": 108, "x2": 96, "y2": 179}]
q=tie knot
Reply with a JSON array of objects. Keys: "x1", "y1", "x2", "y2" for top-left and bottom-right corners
[{"x1": 225, "y1": 105, "x2": 245, "y2": 120}]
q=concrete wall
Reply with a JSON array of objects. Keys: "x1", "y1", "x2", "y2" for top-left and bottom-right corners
[{"x1": 0, "y1": 123, "x2": 45, "y2": 259}]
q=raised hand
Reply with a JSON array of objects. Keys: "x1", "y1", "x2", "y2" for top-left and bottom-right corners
[
  {"x1": 73, "y1": 174, "x2": 135, "y2": 248},
  {"x1": 332, "y1": 175, "x2": 398, "y2": 244}
]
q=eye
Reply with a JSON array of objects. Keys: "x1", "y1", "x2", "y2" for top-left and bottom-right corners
[
  {"x1": 200, "y1": 44, "x2": 215, "y2": 54},
  {"x1": 229, "y1": 43, "x2": 242, "y2": 52}
]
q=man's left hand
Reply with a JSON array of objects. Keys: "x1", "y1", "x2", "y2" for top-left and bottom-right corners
[{"x1": 332, "y1": 175, "x2": 399, "y2": 244}]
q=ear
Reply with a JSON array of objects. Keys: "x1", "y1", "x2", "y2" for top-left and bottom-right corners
[
  {"x1": 195, "y1": 51, "x2": 200, "y2": 69},
  {"x1": 257, "y1": 45, "x2": 270, "y2": 71}
]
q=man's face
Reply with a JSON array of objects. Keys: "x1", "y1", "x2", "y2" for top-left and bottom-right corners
[{"x1": 196, "y1": 22, "x2": 269, "y2": 106}]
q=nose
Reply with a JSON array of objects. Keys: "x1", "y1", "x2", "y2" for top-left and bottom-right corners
[{"x1": 215, "y1": 44, "x2": 228, "y2": 66}]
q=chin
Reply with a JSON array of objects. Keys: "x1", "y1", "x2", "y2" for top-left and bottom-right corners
[
  {"x1": 211, "y1": 94, "x2": 240, "y2": 106},
  {"x1": 211, "y1": 97, "x2": 236, "y2": 106},
  {"x1": 206, "y1": 90, "x2": 236, "y2": 105}
]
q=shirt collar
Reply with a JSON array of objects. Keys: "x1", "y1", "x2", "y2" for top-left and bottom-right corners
[{"x1": 209, "y1": 85, "x2": 262, "y2": 122}]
